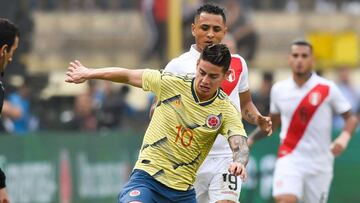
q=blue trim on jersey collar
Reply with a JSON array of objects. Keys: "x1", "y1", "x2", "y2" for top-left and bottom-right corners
[{"x1": 191, "y1": 78, "x2": 219, "y2": 107}]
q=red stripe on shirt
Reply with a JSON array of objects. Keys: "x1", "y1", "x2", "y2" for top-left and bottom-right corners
[
  {"x1": 221, "y1": 57, "x2": 243, "y2": 95},
  {"x1": 278, "y1": 84, "x2": 330, "y2": 158}
]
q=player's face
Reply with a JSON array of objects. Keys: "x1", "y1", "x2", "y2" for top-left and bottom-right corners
[
  {"x1": 288, "y1": 44, "x2": 314, "y2": 76},
  {"x1": 0, "y1": 36, "x2": 19, "y2": 73},
  {"x1": 192, "y1": 13, "x2": 227, "y2": 52},
  {"x1": 195, "y1": 59, "x2": 227, "y2": 101}
]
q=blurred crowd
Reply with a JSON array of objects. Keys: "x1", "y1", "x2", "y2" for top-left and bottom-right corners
[
  {"x1": 0, "y1": 0, "x2": 359, "y2": 135},
  {"x1": 20, "y1": 0, "x2": 360, "y2": 11}
]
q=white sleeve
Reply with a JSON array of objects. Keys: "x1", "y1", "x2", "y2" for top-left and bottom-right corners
[
  {"x1": 330, "y1": 82, "x2": 352, "y2": 114},
  {"x1": 270, "y1": 83, "x2": 280, "y2": 114},
  {"x1": 164, "y1": 58, "x2": 178, "y2": 73},
  {"x1": 237, "y1": 56, "x2": 250, "y2": 93}
]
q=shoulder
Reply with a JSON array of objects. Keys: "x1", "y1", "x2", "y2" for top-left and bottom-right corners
[
  {"x1": 271, "y1": 78, "x2": 291, "y2": 95},
  {"x1": 272, "y1": 78, "x2": 289, "y2": 89},
  {"x1": 161, "y1": 71, "x2": 193, "y2": 83},
  {"x1": 218, "y1": 92, "x2": 238, "y2": 113},
  {"x1": 314, "y1": 75, "x2": 335, "y2": 87},
  {"x1": 230, "y1": 54, "x2": 248, "y2": 73},
  {"x1": 217, "y1": 90, "x2": 238, "y2": 109},
  {"x1": 166, "y1": 51, "x2": 193, "y2": 67},
  {"x1": 217, "y1": 89, "x2": 228, "y2": 100},
  {"x1": 231, "y1": 54, "x2": 246, "y2": 62},
  {"x1": 231, "y1": 54, "x2": 247, "y2": 65},
  {"x1": 166, "y1": 52, "x2": 197, "y2": 74}
]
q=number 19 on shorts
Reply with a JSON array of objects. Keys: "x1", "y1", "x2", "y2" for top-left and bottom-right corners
[{"x1": 223, "y1": 173, "x2": 238, "y2": 190}]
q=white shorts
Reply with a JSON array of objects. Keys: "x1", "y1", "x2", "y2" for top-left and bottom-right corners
[
  {"x1": 194, "y1": 156, "x2": 241, "y2": 203},
  {"x1": 272, "y1": 157, "x2": 333, "y2": 203}
]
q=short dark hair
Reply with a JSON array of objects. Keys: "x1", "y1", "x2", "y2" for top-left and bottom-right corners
[
  {"x1": 0, "y1": 18, "x2": 19, "y2": 51},
  {"x1": 291, "y1": 39, "x2": 313, "y2": 53},
  {"x1": 195, "y1": 3, "x2": 226, "y2": 24},
  {"x1": 200, "y1": 44, "x2": 231, "y2": 73}
]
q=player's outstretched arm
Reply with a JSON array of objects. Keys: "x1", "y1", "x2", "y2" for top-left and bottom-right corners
[
  {"x1": 239, "y1": 91, "x2": 272, "y2": 135},
  {"x1": 65, "y1": 60, "x2": 145, "y2": 88},
  {"x1": 228, "y1": 135, "x2": 249, "y2": 180},
  {"x1": 330, "y1": 110, "x2": 358, "y2": 156},
  {"x1": 247, "y1": 113, "x2": 280, "y2": 147}
]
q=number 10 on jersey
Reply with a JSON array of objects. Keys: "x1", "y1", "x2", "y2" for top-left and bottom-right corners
[{"x1": 175, "y1": 125, "x2": 194, "y2": 147}]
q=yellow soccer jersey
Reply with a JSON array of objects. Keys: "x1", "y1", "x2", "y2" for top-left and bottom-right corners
[{"x1": 135, "y1": 69, "x2": 246, "y2": 191}]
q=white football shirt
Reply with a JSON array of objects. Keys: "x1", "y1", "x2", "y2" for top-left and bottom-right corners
[{"x1": 270, "y1": 73, "x2": 351, "y2": 172}]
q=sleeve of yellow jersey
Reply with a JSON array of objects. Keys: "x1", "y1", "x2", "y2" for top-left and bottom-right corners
[
  {"x1": 220, "y1": 105, "x2": 247, "y2": 140},
  {"x1": 142, "y1": 69, "x2": 162, "y2": 97}
]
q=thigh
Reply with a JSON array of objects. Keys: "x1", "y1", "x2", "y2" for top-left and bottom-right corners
[
  {"x1": 272, "y1": 161, "x2": 303, "y2": 200},
  {"x1": 119, "y1": 186, "x2": 156, "y2": 203},
  {"x1": 303, "y1": 172, "x2": 333, "y2": 203},
  {"x1": 118, "y1": 170, "x2": 171, "y2": 203},
  {"x1": 194, "y1": 157, "x2": 216, "y2": 202},
  {"x1": 174, "y1": 189, "x2": 197, "y2": 203},
  {"x1": 208, "y1": 158, "x2": 241, "y2": 203}
]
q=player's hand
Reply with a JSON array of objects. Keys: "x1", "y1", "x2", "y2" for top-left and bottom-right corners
[
  {"x1": 257, "y1": 115, "x2": 272, "y2": 136},
  {"x1": 330, "y1": 131, "x2": 351, "y2": 157},
  {"x1": 65, "y1": 60, "x2": 89, "y2": 84},
  {"x1": 228, "y1": 162, "x2": 247, "y2": 181},
  {"x1": 0, "y1": 188, "x2": 10, "y2": 203}
]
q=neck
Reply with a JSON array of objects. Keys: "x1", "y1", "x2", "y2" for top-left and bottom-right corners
[
  {"x1": 293, "y1": 72, "x2": 312, "y2": 86},
  {"x1": 195, "y1": 44, "x2": 203, "y2": 53},
  {"x1": 197, "y1": 90, "x2": 217, "y2": 102},
  {"x1": 0, "y1": 58, "x2": 5, "y2": 73}
]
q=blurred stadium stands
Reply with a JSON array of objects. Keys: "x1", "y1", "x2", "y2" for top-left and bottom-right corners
[{"x1": 26, "y1": 7, "x2": 360, "y2": 94}]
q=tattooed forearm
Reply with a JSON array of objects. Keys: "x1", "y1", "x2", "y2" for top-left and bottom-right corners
[
  {"x1": 228, "y1": 135, "x2": 249, "y2": 166},
  {"x1": 243, "y1": 109, "x2": 257, "y2": 125}
]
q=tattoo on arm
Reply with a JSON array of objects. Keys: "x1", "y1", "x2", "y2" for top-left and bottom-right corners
[{"x1": 229, "y1": 135, "x2": 249, "y2": 166}]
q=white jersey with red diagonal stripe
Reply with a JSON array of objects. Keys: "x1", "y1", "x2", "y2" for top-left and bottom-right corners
[
  {"x1": 164, "y1": 45, "x2": 249, "y2": 157},
  {"x1": 270, "y1": 73, "x2": 351, "y2": 172}
]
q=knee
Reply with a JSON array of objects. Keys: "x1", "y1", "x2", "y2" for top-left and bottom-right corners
[
  {"x1": 274, "y1": 194, "x2": 298, "y2": 203},
  {"x1": 216, "y1": 200, "x2": 236, "y2": 203}
]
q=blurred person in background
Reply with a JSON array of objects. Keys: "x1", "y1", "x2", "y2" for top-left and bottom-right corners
[
  {"x1": 333, "y1": 66, "x2": 360, "y2": 130},
  {"x1": 162, "y1": 4, "x2": 271, "y2": 203},
  {"x1": 65, "y1": 44, "x2": 249, "y2": 203},
  {"x1": 222, "y1": 0, "x2": 258, "y2": 62},
  {"x1": 3, "y1": 75, "x2": 38, "y2": 135},
  {"x1": 252, "y1": 71, "x2": 273, "y2": 116},
  {"x1": 71, "y1": 91, "x2": 98, "y2": 132},
  {"x1": 182, "y1": 0, "x2": 204, "y2": 49},
  {"x1": 97, "y1": 83, "x2": 133, "y2": 131},
  {"x1": 141, "y1": 0, "x2": 168, "y2": 65},
  {"x1": 248, "y1": 40, "x2": 358, "y2": 203},
  {"x1": 0, "y1": 17, "x2": 20, "y2": 203}
]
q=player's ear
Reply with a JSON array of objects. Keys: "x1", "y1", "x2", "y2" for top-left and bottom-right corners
[
  {"x1": 224, "y1": 26, "x2": 228, "y2": 34},
  {"x1": 191, "y1": 23, "x2": 196, "y2": 37},
  {"x1": 0, "y1": 45, "x2": 8, "y2": 57}
]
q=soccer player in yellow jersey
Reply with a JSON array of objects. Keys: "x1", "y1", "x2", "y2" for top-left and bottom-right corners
[{"x1": 65, "y1": 44, "x2": 249, "y2": 203}]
